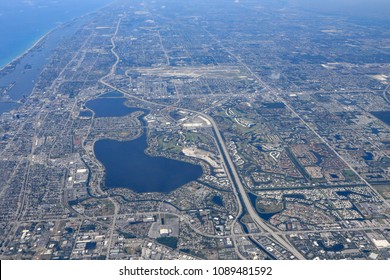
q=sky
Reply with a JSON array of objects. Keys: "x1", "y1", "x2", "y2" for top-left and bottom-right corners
[{"x1": 289, "y1": 0, "x2": 390, "y2": 19}]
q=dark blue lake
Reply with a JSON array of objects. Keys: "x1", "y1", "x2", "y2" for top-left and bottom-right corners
[
  {"x1": 371, "y1": 111, "x2": 390, "y2": 125},
  {"x1": 363, "y1": 152, "x2": 373, "y2": 161},
  {"x1": 79, "y1": 110, "x2": 92, "y2": 117},
  {"x1": 317, "y1": 241, "x2": 344, "y2": 252},
  {"x1": 211, "y1": 195, "x2": 224, "y2": 207},
  {"x1": 94, "y1": 134, "x2": 203, "y2": 193},
  {"x1": 86, "y1": 98, "x2": 141, "y2": 117},
  {"x1": 371, "y1": 128, "x2": 379, "y2": 135}
]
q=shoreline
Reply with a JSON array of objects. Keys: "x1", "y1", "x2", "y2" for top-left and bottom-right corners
[
  {"x1": 0, "y1": 1, "x2": 115, "y2": 73},
  {"x1": 0, "y1": 27, "x2": 57, "y2": 73}
]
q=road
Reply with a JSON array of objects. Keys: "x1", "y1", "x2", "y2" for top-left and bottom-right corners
[
  {"x1": 204, "y1": 28, "x2": 390, "y2": 210},
  {"x1": 96, "y1": 19, "x2": 308, "y2": 259},
  {"x1": 98, "y1": 78, "x2": 307, "y2": 259}
]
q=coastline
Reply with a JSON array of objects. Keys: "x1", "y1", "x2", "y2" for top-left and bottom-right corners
[
  {"x1": 0, "y1": 1, "x2": 114, "y2": 73},
  {"x1": 0, "y1": 27, "x2": 56, "y2": 73}
]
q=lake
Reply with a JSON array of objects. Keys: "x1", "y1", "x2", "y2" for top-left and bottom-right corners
[
  {"x1": 91, "y1": 96, "x2": 203, "y2": 193},
  {"x1": 371, "y1": 111, "x2": 390, "y2": 125},
  {"x1": 94, "y1": 134, "x2": 203, "y2": 193},
  {"x1": 85, "y1": 97, "x2": 142, "y2": 118}
]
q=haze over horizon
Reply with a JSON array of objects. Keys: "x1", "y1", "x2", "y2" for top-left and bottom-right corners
[{"x1": 290, "y1": 0, "x2": 390, "y2": 19}]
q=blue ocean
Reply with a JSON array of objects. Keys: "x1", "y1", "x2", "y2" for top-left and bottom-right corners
[{"x1": 0, "y1": 0, "x2": 113, "y2": 68}]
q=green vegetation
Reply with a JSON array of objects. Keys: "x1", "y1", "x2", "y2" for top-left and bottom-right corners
[
  {"x1": 256, "y1": 198, "x2": 284, "y2": 214},
  {"x1": 342, "y1": 169, "x2": 360, "y2": 182},
  {"x1": 374, "y1": 185, "x2": 390, "y2": 199},
  {"x1": 156, "y1": 135, "x2": 182, "y2": 154},
  {"x1": 183, "y1": 132, "x2": 210, "y2": 145},
  {"x1": 125, "y1": 246, "x2": 142, "y2": 255},
  {"x1": 164, "y1": 214, "x2": 177, "y2": 219},
  {"x1": 240, "y1": 213, "x2": 253, "y2": 224}
]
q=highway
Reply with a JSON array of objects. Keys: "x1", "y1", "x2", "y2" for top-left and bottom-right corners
[
  {"x1": 203, "y1": 114, "x2": 306, "y2": 259},
  {"x1": 97, "y1": 20, "x2": 307, "y2": 259},
  {"x1": 204, "y1": 27, "x2": 390, "y2": 211},
  {"x1": 100, "y1": 78, "x2": 306, "y2": 259}
]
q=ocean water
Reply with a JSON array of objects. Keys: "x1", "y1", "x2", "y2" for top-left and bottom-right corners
[{"x1": 0, "y1": 0, "x2": 113, "y2": 68}]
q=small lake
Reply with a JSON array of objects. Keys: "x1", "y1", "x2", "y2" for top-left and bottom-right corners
[
  {"x1": 363, "y1": 152, "x2": 373, "y2": 161},
  {"x1": 86, "y1": 98, "x2": 141, "y2": 118},
  {"x1": 317, "y1": 241, "x2": 344, "y2": 252},
  {"x1": 336, "y1": 190, "x2": 370, "y2": 198},
  {"x1": 94, "y1": 134, "x2": 203, "y2": 193},
  {"x1": 371, "y1": 128, "x2": 379, "y2": 135},
  {"x1": 371, "y1": 111, "x2": 390, "y2": 125},
  {"x1": 211, "y1": 195, "x2": 224, "y2": 207}
]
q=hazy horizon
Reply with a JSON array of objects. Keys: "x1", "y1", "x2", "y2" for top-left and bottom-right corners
[{"x1": 289, "y1": 0, "x2": 390, "y2": 19}]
